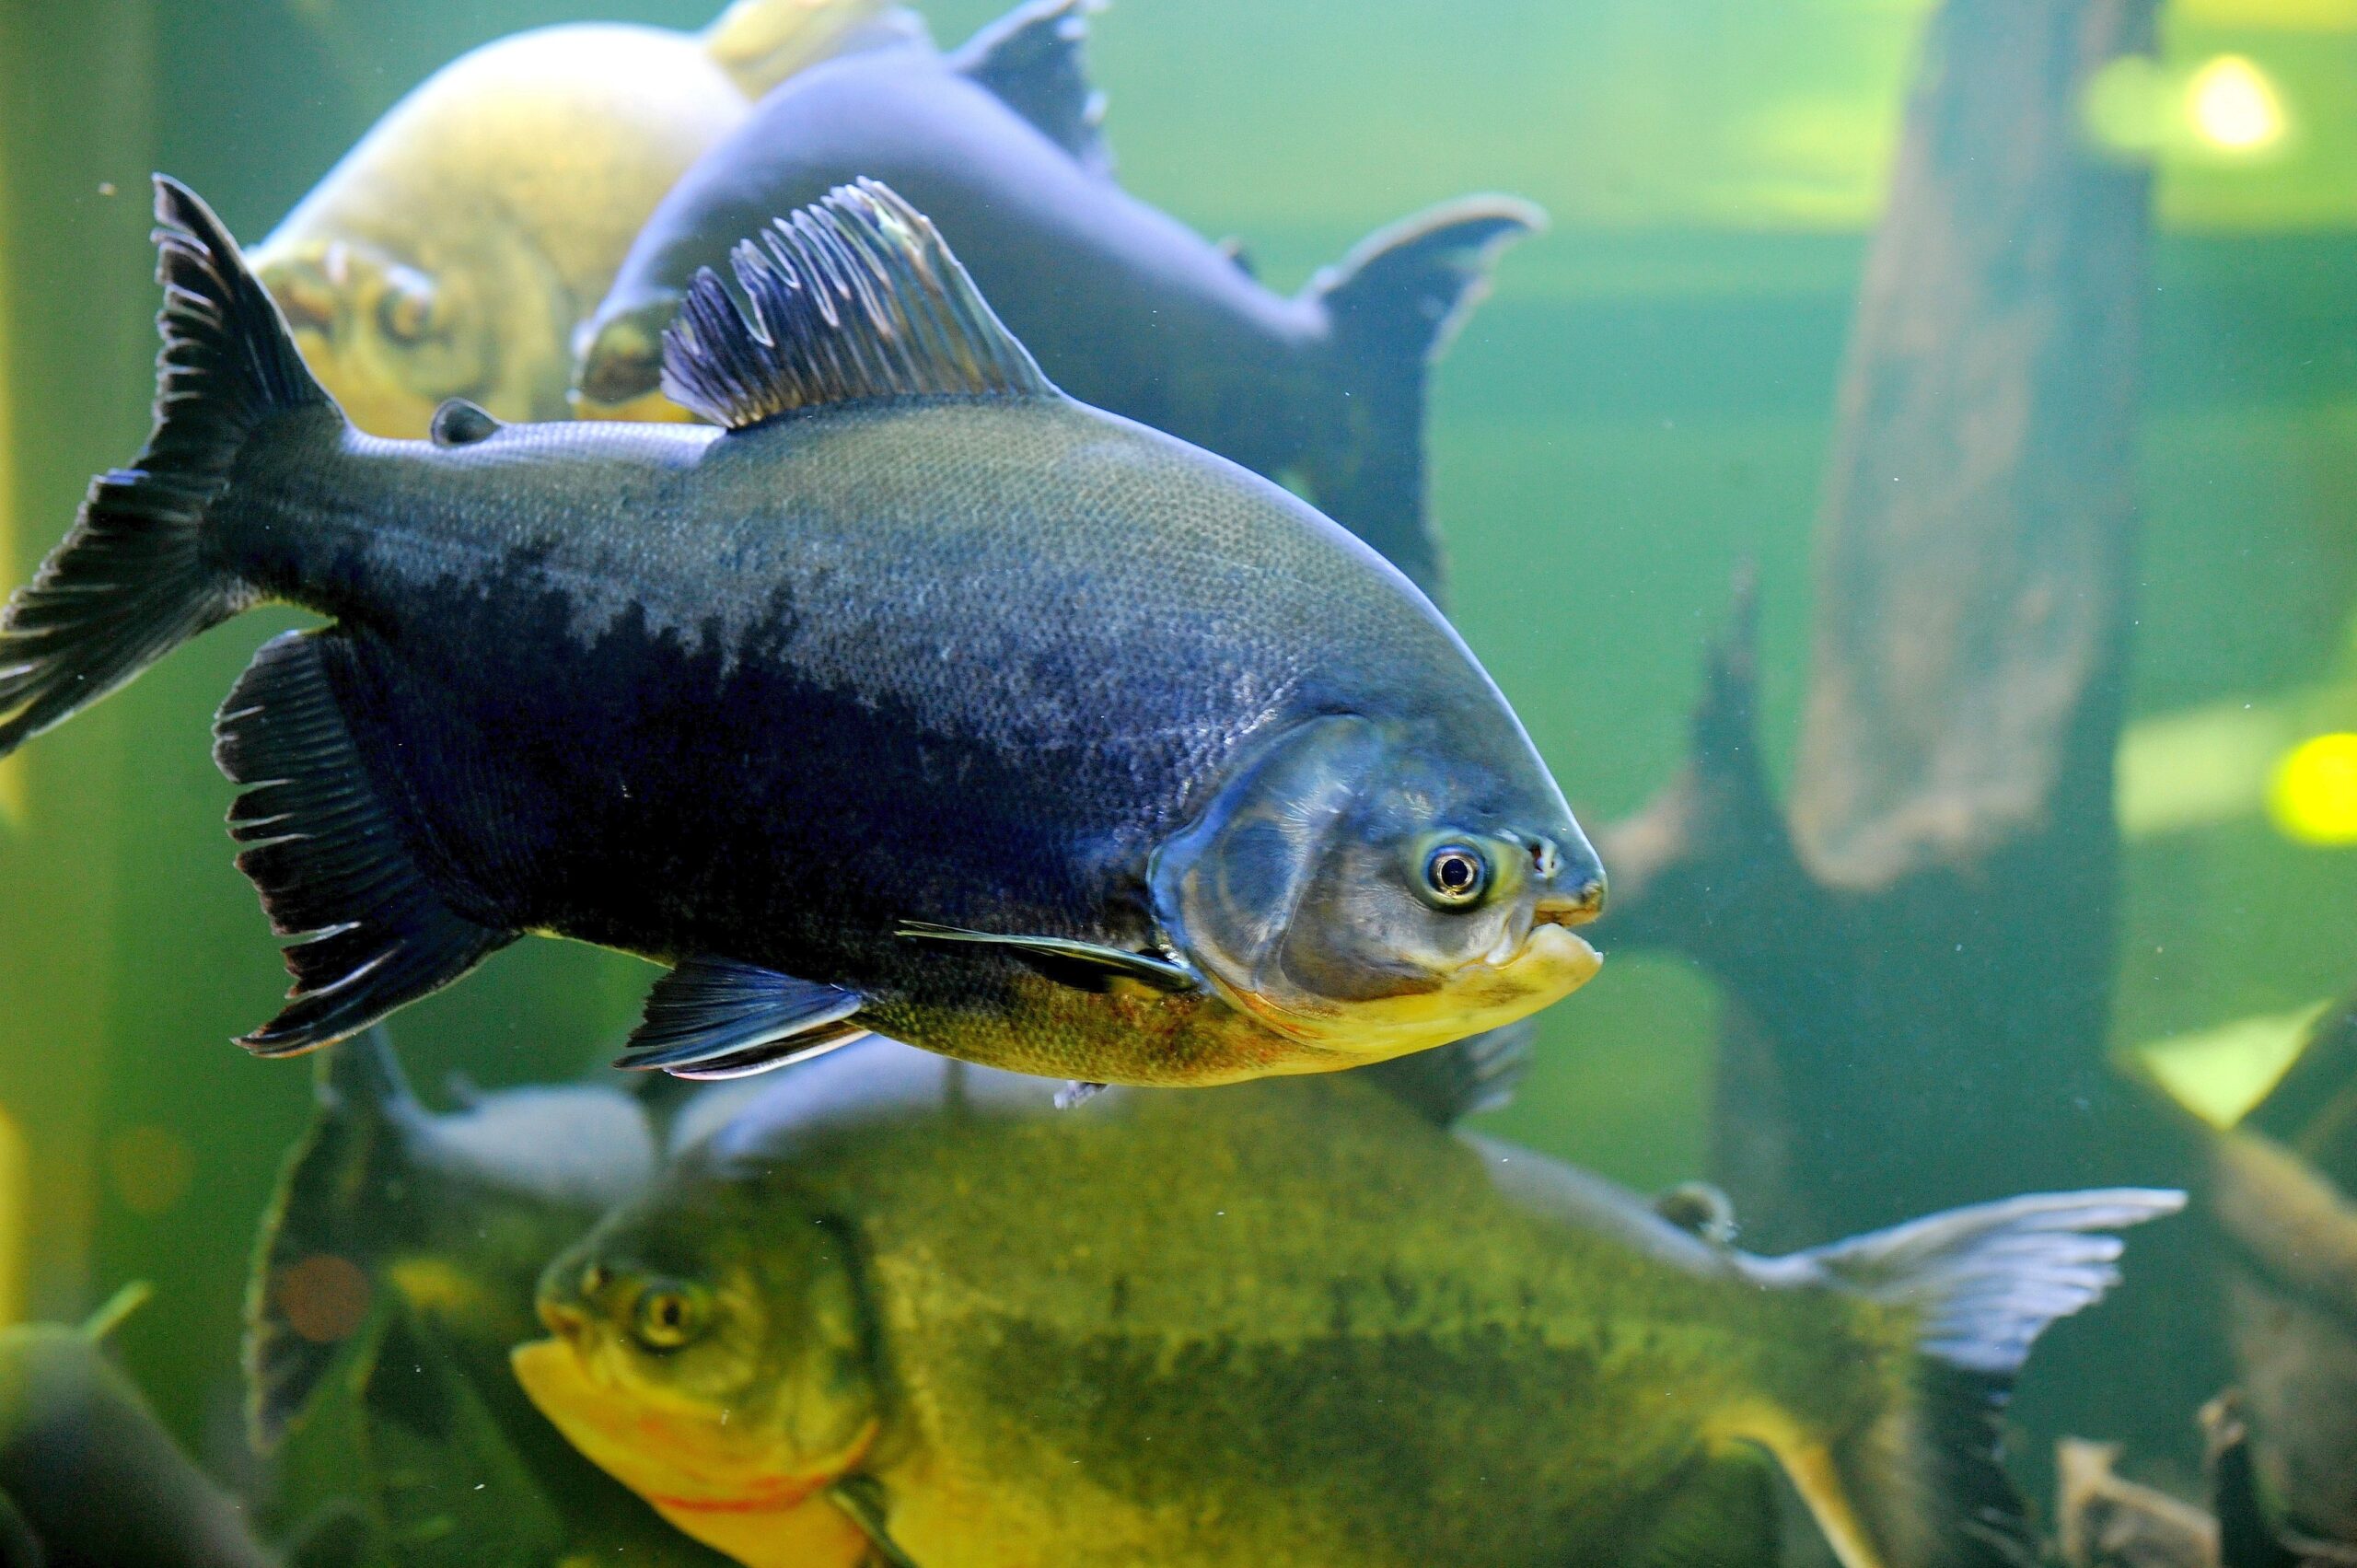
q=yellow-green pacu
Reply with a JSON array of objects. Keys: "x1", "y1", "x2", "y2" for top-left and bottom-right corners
[
  {"x1": 517, "y1": 1038, "x2": 2181, "y2": 1568},
  {"x1": 250, "y1": 0, "x2": 904, "y2": 436}
]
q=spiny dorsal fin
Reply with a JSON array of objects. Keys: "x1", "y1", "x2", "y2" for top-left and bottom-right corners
[
  {"x1": 659, "y1": 180, "x2": 1055, "y2": 431},
  {"x1": 953, "y1": 0, "x2": 1113, "y2": 178}
]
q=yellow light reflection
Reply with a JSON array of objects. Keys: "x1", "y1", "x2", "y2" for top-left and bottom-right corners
[
  {"x1": 2270, "y1": 732, "x2": 2357, "y2": 844},
  {"x1": 2187, "y1": 55, "x2": 2287, "y2": 153},
  {"x1": 2136, "y1": 1000, "x2": 2332, "y2": 1131}
]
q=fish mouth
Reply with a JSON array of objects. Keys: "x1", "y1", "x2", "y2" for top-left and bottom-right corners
[
  {"x1": 1532, "y1": 874, "x2": 1608, "y2": 929},
  {"x1": 1485, "y1": 921, "x2": 1602, "y2": 992}
]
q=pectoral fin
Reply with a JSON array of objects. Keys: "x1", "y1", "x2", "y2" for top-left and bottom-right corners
[
  {"x1": 827, "y1": 1477, "x2": 923, "y2": 1568},
  {"x1": 614, "y1": 958, "x2": 866, "y2": 1080},
  {"x1": 895, "y1": 920, "x2": 1198, "y2": 993}
]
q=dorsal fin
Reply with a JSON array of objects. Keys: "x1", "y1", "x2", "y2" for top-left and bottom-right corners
[
  {"x1": 952, "y1": 0, "x2": 1113, "y2": 177},
  {"x1": 660, "y1": 180, "x2": 1056, "y2": 431}
]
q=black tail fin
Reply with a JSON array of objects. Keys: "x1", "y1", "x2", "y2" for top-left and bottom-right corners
[
  {"x1": 243, "y1": 1026, "x2": 420, "y2": 1451},
  {"x1": 1743, "y1": 1189, "x2": 2185, "y2": 1568},
  {"x1": 1301, "y1": 196, "x2": 1544, "y2": 602},
  {"x1": 0, "y1": 175, "x2": 329, "y2": 757}
]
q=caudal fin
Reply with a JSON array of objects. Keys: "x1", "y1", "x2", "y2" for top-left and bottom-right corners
[
  {"x1": 1742, "y1": 1189, "x2": 2186, "y2": 1568},
  {"x1": 243, "y1": 1027, "x2": 420, "y2": 1450},
  {"x1": 0, "y1": 176, "x2": 330, "y2": 759},
  {"x1": 1302, "y1": 196, "x2": 1544, "y2": 601}
]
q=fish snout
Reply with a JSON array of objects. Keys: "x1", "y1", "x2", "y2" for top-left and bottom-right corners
[
  {"x1": 1517, "y1": 830, "x2": 1606, "y2": 928},
  {"x1": 1533, "y1": 873, "x2": 1607, "y2": 929},
  {"x1": 258, "y1": 255, "x2": 341, "y2": 336},
  {"x1": 536, "y1": 1293, "x2": 593, "y2": 1344}
]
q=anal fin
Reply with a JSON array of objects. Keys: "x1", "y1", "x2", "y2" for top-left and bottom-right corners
[
  {"x1": 614, "y1": 957, "x2": 867, "y2": 1080},
  {"x1": 1709, "y1": 1410, "x2": 1889, "y2": 1568},
  {"x1": 214, "y1": 631, "x2": 512, "y2": 1056}
]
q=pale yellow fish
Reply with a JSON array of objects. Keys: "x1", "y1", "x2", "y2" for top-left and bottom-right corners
[{"x1": 250, "y1": 0, "x2": 900, "y2": 436}]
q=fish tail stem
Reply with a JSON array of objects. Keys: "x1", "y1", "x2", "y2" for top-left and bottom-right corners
[
  {"x1": 1747, "y1": 1188, "x2": 2184, "y2": 1568},
  {"x1": 1300, "y1": 196, "x2": 1546, "y2": 601},
  {"x1": 0, "y1": 175, "x2": 333, "y2": 759}
]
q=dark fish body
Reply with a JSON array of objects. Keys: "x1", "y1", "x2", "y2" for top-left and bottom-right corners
[
  {"x1": 519, "y1": 1038, "x2": 2183, "y2": 1568},
  {"x1": 577, "y1": 3, "x2": 1542, "y2": 595},
  {"x1": 0, "y1": 180, "x2": 1600, "y2": 1084}
]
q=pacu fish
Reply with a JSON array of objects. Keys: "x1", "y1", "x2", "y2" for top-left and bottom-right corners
[
  {"x1": 517, "y1": 1035, "x2": 2182, "y2": 1568},
  {"x1": 249, "y1": 1032, "x2": 729, "y2": 1567},
  {"x1": 250, "y1": 0, "x2": 907, "y2": 436},
  {"x1": 0, "y1": 178, "x2": 1602, "y2": 1087},
  {"x1": 574, "y1": 0, "x2": 1539, "y2": 596}
]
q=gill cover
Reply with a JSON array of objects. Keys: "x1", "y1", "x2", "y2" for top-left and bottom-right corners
[{"x1": 1151, "y1": 715, "x2": 1393, "y2": 1032}]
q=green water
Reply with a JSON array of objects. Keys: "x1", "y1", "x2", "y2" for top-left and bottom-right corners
[{"x1": 0, "y1": 0, "x2": 2352, "y2": 1560}]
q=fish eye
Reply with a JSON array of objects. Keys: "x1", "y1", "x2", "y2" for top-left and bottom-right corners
[
  {"x1": 631, "y1": 1282, "x2": 709, "y2": 1352},
  {"x1": 1421, "y1": 843, "x2": 1490, "y2": 908},
  {"x1": 375, "y1": 270, "x2": 440, "y2": 344}
]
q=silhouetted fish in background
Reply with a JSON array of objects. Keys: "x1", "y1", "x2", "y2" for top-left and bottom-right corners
[
  {"x1": 249, "y1": 1031, "x2": 726, "y2": 1566},
  {"x1": 0, "y1": 178, "x2": 1601, "y2": 1089},
  {"x1": 574, "y1": 0, "x2": 1541, "y2": 597},
  {"x1": 250, "y1": 0, "x2": 907, "y2": 436}
]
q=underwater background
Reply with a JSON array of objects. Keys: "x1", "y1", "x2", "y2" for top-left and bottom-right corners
[{"x1": 0, "y1": 0, "x2": 2353, "y2": 1552}]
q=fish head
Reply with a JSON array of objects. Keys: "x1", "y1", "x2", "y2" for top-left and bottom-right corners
[
  {"x1": 252, "y1": 224, "x2": 568, "y2": 436},
  {"x1": 1153, "y1": 714, "x2": 1604, "y2": 1062},
  {"x1": 571, "y1": 292, "x2": 701, "y2": 422},
  {"x1": 514, "y1": 1177, "x2": 876, "y2": 1524}
]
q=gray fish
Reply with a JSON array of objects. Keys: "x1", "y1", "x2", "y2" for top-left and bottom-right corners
[
  {"x1": 573, "y1": 0, "x2": 1541, "y2": 596},
  {"x1": 0, "y1": 178, "x2": 1602, "y2": 1088}
]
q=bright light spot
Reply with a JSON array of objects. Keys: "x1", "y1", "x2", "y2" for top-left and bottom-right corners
[
  {"x1": 2270, "y1": 732, "x2": 2357, "y2": 844},
  {"x1": 2187, "y1": 55, "x2": 2286, "y2": 152}
]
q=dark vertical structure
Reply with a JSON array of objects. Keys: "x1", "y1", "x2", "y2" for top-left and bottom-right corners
[{"x1": 1602, "y1": 0, "x2": 2158, "y2": 1249}]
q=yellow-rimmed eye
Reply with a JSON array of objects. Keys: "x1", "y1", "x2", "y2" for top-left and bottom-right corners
[
  {"x1": 632, "y1": 1283, "x2": 708, "y2": 1351},
  {"x1": 375, "y1": 267, "x2": 440, "y2": 344},
  {"x1": 1422, "y1": 843, "x2": 1490, "y2": 907}
]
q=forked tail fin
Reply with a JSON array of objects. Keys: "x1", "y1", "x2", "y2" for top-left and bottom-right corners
[
  {"x1": 1736, "y1": 1189, "x2": 2186, "y2": 1568},
  {"x1": 1301, "y1": 196, "x2": 1544, "y2": 600},
  {"x1": 0, "y1": 176, "x2": 331, "y2": 759}
]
